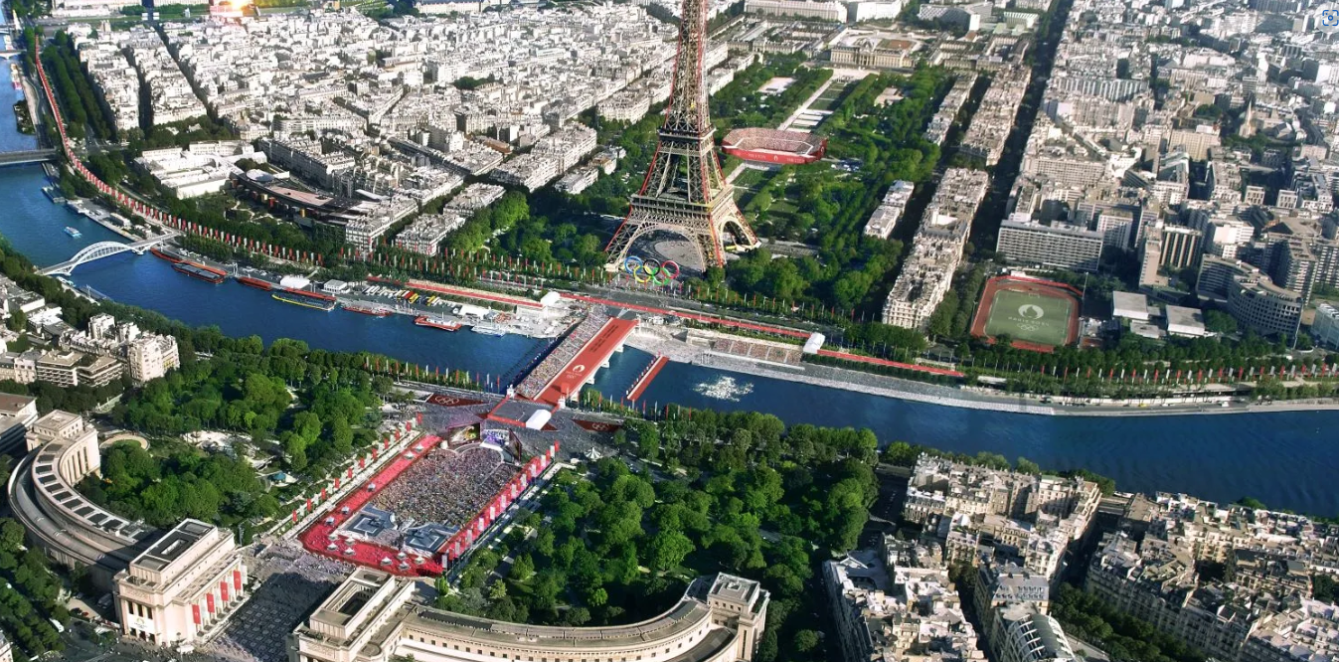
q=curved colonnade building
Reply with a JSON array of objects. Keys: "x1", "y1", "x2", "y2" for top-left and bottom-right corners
[
  {"x1": 6, "y1": 410, "x2": 247, "y2": 646},
  {"x1": 291, "y1": 569, "x2": 769, "y2": 662},
  {"x1": 10, "y1": 410, "x2": 772, "y2": 656},
  {"x1": 5, "y1": 410, "x2": 153, "y2": 588}
]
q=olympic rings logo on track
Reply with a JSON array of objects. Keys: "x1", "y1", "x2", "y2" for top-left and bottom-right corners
[{"x1": 622, "y1": 256, "x2": 680, "y2": 286}]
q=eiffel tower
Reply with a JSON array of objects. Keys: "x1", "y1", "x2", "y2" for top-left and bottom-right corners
[{"x1": 605, "y1": 0, "x2": 759, "y2": 272}]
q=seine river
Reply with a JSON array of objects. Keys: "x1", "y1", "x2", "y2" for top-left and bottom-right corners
[{"x1": 1, "y1": 63, "x2": 1336, "y2": 515}]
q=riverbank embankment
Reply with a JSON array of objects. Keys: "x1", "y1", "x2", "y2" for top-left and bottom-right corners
[{"x1": 624, "y1": 327, "x2": 1339, "y2": 418}]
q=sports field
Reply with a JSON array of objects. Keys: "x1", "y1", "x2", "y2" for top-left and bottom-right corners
[
  {"x1": 970, "y1": 276, "x2": 1082, "y2": 350},
  {"x1": 982, "y1": 290, "x2": 1075, "y2": 347}
]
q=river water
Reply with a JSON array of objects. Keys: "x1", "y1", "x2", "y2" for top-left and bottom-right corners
[{"x1": 1, "y1": 61, "x2": 1336, "y2": 515}]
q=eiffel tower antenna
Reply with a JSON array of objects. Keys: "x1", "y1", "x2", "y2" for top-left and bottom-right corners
[{"x1": 605, "y1": 0, "x2": 760, "y2": 273}]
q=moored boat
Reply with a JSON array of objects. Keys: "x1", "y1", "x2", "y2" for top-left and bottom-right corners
[
  {"x1": 280, "y1": 287, "x2": 336, "y2": 302},
  {"x1": 150, "y1": 247, "x2": 182, "y2": 263},
  {"x1": 236, "y1": 276, "x2": 272, "y2": 290},
  {"x1": 414, "y1": 315, "x2": 462, "y2": 331},
  {"x1": 173, "y1": 262, "x2": 226, "y2": 284},
  {"x1": 471, "y1": 322, "x2": 507, "y2": 336},
  {"x1": 273, "y1": 290, "x2": 337, "y2": 311},
  {"x1": 343, "y1": 303, "x2": 392, "y2": 317}
]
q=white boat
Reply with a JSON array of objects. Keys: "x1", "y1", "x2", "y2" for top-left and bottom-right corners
[{"x1": 471, "y1": 322, "x2": 508, "y2": 336}]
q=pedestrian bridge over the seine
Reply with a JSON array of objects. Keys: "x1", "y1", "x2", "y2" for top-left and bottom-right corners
[
  {"x1": 0, "y1": 148, "x2": 58, "y2": 166},
  {"x1": 40, "y1": 234, "x2": 177, "y2": 276}
]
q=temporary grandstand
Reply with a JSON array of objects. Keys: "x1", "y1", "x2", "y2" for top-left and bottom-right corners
[
  {"x1": 687, "y1": 328, "x2": 803, "y2": 366},
  {"x1": 721, "y1": 128, "x2": 827, "y2": 165},
  {"x1": 709, "y1": 338, "x2": 801, "y2": 366}
]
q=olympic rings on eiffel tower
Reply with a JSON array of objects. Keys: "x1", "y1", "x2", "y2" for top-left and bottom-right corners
[
  {"x1": 621, "y1": 256, "x2": 680, "y2": 286},
  {"x1": 636, "y1": 258, "x2": 660, "y2": 284}
]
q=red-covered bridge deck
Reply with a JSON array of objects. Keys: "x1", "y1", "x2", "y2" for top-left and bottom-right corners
[{"x1": 533, "y1": 316, "x2": 639, "y2": 406}]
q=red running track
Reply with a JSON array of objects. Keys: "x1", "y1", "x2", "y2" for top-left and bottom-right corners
[
  {"x1": 299, "y1": 436, "x2": 445, "y2": 577},
  {"x1": 535, "y1": 316, "x2": 639, "y2": 406}
]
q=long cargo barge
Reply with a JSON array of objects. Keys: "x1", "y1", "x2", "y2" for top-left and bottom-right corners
[
  {"x1": 343, "y1": 303, "x2": 392, "y2": 317},
  {"x1": 273, "y1": 290, "x2": 336, "y2": 311},
  {"x1": 150, "y1": 247, "x2": 182, "y2": 263},
  {"x1": 173, "y1": 262, "x2": 226, "y2": 284},
  {"x1": 237, "y1": 276, "x2": 272, "y2": 291},
  {"x1": 414, "y1": 315, "x2": 462, "y2": 331},
  {"x1": 280, "y1": 287, "x2": 336, "y2": 302}
]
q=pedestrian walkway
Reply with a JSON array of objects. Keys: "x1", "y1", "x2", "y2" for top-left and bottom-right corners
[{"x1": 627, "y1": 354, "x2": 669, "y2": 401}]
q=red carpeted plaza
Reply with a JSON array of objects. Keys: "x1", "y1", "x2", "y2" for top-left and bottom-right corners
[
  {"x1": 299, "y1": 432, "x2": 557, "y2": 576},
  {"x1": 299, "y1": 437, "x2": 446, "y2": 577},
  {"x1": 970, "y1": 275, "x2": 1082, "y2": 352}
]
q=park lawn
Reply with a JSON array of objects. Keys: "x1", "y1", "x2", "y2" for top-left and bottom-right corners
[
  {"x1": 807, "y1": 80, "x2": 851, "y2": 112},
  {"x1": 731, "y1": 167, "x2": 770, "y2": 191},
  {"x1": 983, "y1": 289, "x2": 1074, "y2": 347},
  {"x1": 766, "y1": 198, "x2": 799, "y2": 226}
]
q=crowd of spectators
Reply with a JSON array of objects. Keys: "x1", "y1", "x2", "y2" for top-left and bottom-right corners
[
  {"x1": 516, "y1": 308, "x2": 611, "y2": 400},
  {"x1": 206, "y1": 543, "x2": 353, "y2": 662},
  {"x1": 416, "y1": 390, "x2": 611, "y2": 473},
  {"x1": 710, "y1": 337, "x2": 802, "y2": 366},
  {"x1": 370, "y1": 445, "x2": 516, "y2": 529}
]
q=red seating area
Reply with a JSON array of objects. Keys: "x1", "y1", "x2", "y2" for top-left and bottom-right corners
[
  {"x1": 406, "y1": 278, "x2": 544, "y2": 310},
  {"x1": 816, "y1": 349, "x2": 965, "y2": 377}
]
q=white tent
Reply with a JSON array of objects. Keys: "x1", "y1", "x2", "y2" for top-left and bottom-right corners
[
  {"x1": 525, "y1": 409, "x2": 552, "y2": 430},
  {"x1": 279, "y1": 275, "x2": 311, "y2": 289}
]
